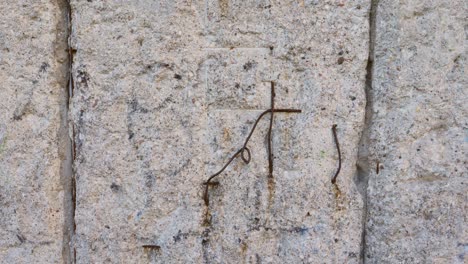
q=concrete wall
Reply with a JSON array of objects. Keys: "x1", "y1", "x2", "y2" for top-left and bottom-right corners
[{"x1": 0, "y1": 1, "x2": 465, "y2": 263}]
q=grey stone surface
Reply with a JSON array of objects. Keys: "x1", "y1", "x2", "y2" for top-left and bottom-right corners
[
  {"x1": 1, "y1": 0, "x2": 466, "y2": 263},
  {"x1": 70, "y1": 1, "x2": 369, "y2": 263},
  {"x1": 361, "y1": 0, "x2": 467, "y2": 263},
  {"x1": 0, "y1": 1, "x2": 71, "y2": 263}
]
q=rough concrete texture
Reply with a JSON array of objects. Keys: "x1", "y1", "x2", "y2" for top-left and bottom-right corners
[
  {"x1": 0, "y1": 1, "x2": 72, "y2": 263},
  {"x1": 70, "y1": 0, "x2": 369, "y2": 263},
  {"x1": 1, "y1": 0, "x2": 466, "y2": 263},
  {"x1": 360, "y1": 0, "x2": 467, "y2": 263}
]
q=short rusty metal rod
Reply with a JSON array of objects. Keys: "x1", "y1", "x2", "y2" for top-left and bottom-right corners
[
  {"x1": 267, "y1": 82, "x2": 275, "y2": 178},
  {"x1": 331, "y1": 124, "x2": 341, "y2": 184}
]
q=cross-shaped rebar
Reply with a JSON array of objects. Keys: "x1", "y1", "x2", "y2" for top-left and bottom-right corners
[{"x1": 203, "y1": 82, "x2": 302, "y2": 206}]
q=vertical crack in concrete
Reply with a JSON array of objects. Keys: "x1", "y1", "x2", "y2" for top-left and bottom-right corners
[
  {"x1": 357, "y1": 0, "x2": 379, "y2": 263},
  {"x1": 67, "y1": 0, "x2": 77, "y2": 262},
  {"x1": 60, "y1": 0, "x2": 76, "y2": 263}
]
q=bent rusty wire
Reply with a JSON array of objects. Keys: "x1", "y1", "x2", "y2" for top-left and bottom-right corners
[
  {"x1": 267, "y1": 82, "x2": 275, "y2": 178},
  {"x1": 331, "y1": 124, "x2": 341, "y2": 184},
  {"x1": 203, "y1": 83, "x2": 301, "y2": 206}
]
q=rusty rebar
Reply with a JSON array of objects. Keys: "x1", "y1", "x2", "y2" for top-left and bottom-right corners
[
  {"x1": 203, "y1": 83, "x2": 301, "y2": 206},
  {"x1": 331, "y1": 124, "x2": 341, "y2": 184},
  {"x1": 267, "y1": 82, "x2": 275, "y2": 178}
]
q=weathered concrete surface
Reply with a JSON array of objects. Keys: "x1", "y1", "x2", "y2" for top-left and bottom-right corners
[
  {"x1": 70, "y1": 1, "x2": 369, "y2": 263},
  {"x1": 0, "y1": 1, "x2": 72, "y2": 263},
  {"x1": 2, "y1": 0, "x2": 465, "y2": 263},
  {"x1": 360, "y1": 0, "x2": 468, "y2": 263}
]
